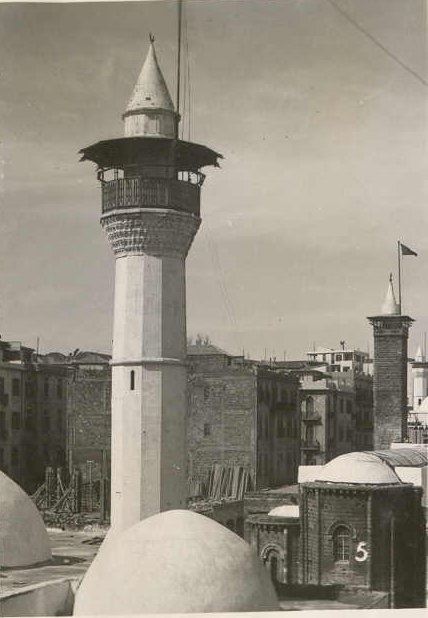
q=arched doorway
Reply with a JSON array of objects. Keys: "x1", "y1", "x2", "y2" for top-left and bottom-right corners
[{"x1": 260, "y1": 543, "x2": 285, "y2": 586}]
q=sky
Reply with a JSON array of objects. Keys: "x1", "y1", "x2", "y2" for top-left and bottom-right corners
[{"x1": 0, "y1": 0, "x2": 427, "y2": 359}]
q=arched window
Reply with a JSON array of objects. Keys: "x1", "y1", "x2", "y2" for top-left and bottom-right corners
[{"x1": 333, "y1": 525, "x2": 351, "y2": 562}]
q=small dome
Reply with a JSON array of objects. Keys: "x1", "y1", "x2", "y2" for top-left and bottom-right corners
[
  {"x1": 268, "y1": 505, "x2": 300, "y2": 518},
  {"x1": 74, "y1": 510, "x2": 279, "y2": 615},
  {"x1": 318, "y1": 452, "x2": 401, "y2": 485},
  {"x1": 0, "y1": 471, "x2": 52, "y2": 567}
]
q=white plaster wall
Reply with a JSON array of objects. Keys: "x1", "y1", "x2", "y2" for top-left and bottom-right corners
[
  {"x1": 298, "y1": 465, "x2": 324, "y2": 483},
  {"x1": 0, "y1": 579, "x2": 74, "y2": 617},
  {"x1": 395, "y1": 465, "x2": 427, "y2": 507},
  {"x1": 412, "y1": 367, "x2": 428, "y2": 409},
  {"x1": 111, "y1": 254, "x2": 187, "y2": 532}
]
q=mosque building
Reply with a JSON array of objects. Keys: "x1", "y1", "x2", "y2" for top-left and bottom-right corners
[
  {"x1": 0, "y1": 20, "x2": 426, "y2": 618},
  {"x1": 246, "y1": 448, "x2": 426, "y2": 609}
]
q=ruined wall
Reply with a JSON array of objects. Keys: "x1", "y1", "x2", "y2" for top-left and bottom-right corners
[
  {"x1": 67, "y1": 365, "x2": 111, "y2": 480},
  {"x1": 187, "y1": 371, "x2": 256, "y2": 482}
]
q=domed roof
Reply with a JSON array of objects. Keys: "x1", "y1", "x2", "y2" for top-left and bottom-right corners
[
  {"x1": 268, "y1": 504, "x2": 300, "y2": 518},
  {"x1": 74, "y1": 510, "x2": 279, "y2": 615},
  {"x1": 0, "y1": 471, "x2": 52, "y2": 567},
  {"x1": 318, "y1": 452, "x2": 402, "y2": 485}
]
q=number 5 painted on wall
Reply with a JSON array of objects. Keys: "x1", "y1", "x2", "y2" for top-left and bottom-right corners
[{"x1": 355, "y1": 541, "x2": 369, "y2": 562}]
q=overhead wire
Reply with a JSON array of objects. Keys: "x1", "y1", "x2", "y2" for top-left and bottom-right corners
[
  {"x1": 326, "y1": 0, "x2": 428, "y2": 88},
  {"x1": 181, "y1": 1, "x2": 242, "y2": 354}
]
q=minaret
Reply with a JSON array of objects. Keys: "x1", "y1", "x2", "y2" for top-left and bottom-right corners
[
  {"x1": 368, "y1": 275, "x2": 413, "y2": 449},
  {"x1": 80, "y1": 37, "x2": 221, "y2": 533},
  {"x1": 412, "y1": 344, "x2": 427, "y2": 411}
]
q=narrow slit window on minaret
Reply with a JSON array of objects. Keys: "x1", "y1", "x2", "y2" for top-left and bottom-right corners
[{"x1": 130, "y1": 370, "x2": 135, "y2": 391}]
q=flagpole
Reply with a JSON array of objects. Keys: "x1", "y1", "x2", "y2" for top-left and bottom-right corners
[
  {"x1": 175, "y1": 0, "x2": 183, "y2": 139},
  {"x1": 397, "y1": 240, "x2": 402, "y2": 314}
]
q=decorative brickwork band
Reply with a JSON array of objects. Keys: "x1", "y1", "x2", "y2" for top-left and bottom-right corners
[{"x1": 101, "y1": 208, "x2": 201, "y2": 257}]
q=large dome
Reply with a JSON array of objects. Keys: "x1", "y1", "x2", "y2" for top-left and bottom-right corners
[
  {"x1": 317, "y1": 452, "x2": 401, "y2": 485},
  {"x1": 0, "y1": 471, "x2": 52, "y2": 567},
  {"x1": 74, "y1": 510, "x2": 279, "y2": 614}
]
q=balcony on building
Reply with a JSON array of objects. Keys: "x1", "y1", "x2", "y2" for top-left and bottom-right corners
[{"x1": 79, "y1": 136, "x2": 222, "y2": 218}]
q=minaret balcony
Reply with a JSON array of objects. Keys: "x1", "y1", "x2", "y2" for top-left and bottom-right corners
[{"x1": 101, "y1": 176, "x2": 201, "y2": 216}]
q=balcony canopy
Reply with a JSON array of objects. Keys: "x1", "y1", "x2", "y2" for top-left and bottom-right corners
[{"x1": 79, "y1": 137, "x2": 222, "y2": 172}]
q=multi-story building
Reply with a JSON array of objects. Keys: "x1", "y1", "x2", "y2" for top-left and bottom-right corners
[
  {"x1": 187, "y1": 343, "x2": 301, "y2": 492},
  {"x1": 0, "y1": 339, "x2": 69, "y2": 492},
  {"x1": 279, "y1": 346, "x2": 373, "y2": 465},
  {"x1": 61, "y1": 342, "x2": 300, "y2": 501},
  {"x1": 306, "y1": 345, "x2": 372, "y2": 375}
]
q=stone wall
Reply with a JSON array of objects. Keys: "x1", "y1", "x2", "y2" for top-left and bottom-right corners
[
  {"x1": 301, "y1": 482, "x2": 425, "y2": 607},
  {"x1": 187, "y1": 371, "x2": 257, "y2": 482},
  {"x1": 67, "y1": 366, "x2": 111, "y2": 480},
  {"x1": 369, "y1": 316, "x2": 411, "y2": 449}
]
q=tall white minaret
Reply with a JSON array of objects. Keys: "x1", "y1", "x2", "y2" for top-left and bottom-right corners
[
  {"x1": 412, "y1": 344, "x2": 427, "y2": 411},
  {"x1": 80, "y1": 37, "x2": 221, "y2": 533}
]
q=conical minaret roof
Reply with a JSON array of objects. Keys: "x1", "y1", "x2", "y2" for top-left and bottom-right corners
[
  {"x1": 125, "y1": 37, "x2": 175, "y2": 114},
  {"x1": 415, "y1": 344, "x2": 425, "y2": 362},
  {"x1": 381, "y1": 274, "x2": 400, "y2": 316}
]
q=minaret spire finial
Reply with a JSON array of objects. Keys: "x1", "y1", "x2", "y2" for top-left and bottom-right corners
[
  {"x1": 381, "y1": 273, "x2": 400, "y2": 316},
  {"x1": 149, "y1": 32, "x2": 155, "y2": 44}
]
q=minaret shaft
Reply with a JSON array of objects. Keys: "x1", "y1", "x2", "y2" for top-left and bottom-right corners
[
  {"x1": 80, "y1": 36, "x2": 221, "y2": 533},
  {"x1": 110, "y1": 253, "x2": 188, "y2": 529}
]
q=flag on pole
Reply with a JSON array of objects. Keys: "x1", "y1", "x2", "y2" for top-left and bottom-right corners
[{"x1": 400, "y1": 243, "x2": 417, "y2": 256}]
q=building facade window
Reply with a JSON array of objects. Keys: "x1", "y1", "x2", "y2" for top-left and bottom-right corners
[
  {"x1": 12, "y1": 378, "x2": 20, "y2": 397},
  {"x1": 333, "y1": 525, "x2": 351, "y2": 562},
  {"x1": 130, "y1": 370, "x2": 135, "y2": 391},
  {"x1": 203, "y1": 422, "x2": 211, "y2": 436},
  {"x1": 11, "y1": 412, "x2": 21, "y2": 430}
]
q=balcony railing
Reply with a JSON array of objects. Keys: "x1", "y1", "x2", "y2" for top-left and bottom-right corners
[{"x1": 101, "y1": 177, "x2": 200, "y2": 216}]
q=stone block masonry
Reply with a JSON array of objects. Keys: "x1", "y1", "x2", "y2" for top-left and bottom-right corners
[{"x1": 368, "y1": 315, "x2": 413, "y2": 449}]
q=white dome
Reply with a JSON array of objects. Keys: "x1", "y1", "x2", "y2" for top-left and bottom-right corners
[
  {"x1": 318, "y1": 452, "x2": 401, "y2": 485},
  {"x1": 268, "y1": 504, "x2": 300, "y2": 518},
  {"x1": 74, "y1": 510, "x2": 279, "y2": 615},
  {"x1": 0, "y1": 471, "x2": 52, "y2": 567}
]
